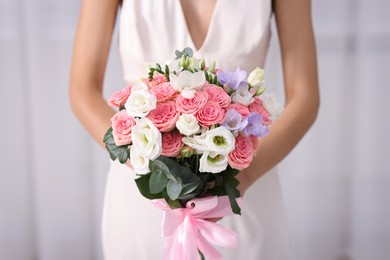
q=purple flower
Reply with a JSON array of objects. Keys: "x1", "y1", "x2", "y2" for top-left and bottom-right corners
[
  {"x1": 222, "y1": 109, "x2": 248, "y2": 131},
  {"x1": 242, "y1": 112, "x2": 269, "y2": 138},
  {"x1": 216, "y1": 68, "x2": 248, "y2": 90}
]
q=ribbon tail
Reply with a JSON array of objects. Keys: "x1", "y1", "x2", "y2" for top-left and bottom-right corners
[
  {"x1": 182, "y1": 215, "x2": 201, "y2": 260},
  {"x1": 197, "y1": 219, "x2": 238, "y2": 248},
  {"x1": 162, "y1": 210, "x2": 185, "y2": 236},
  {"x1": 164, "y1": 233, "x2": 188, "y2": 260},
  {"x1": 197, "y1": 232, "x2": 223, "y2": 260}
]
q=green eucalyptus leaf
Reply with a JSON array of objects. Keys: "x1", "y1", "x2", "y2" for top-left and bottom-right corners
[
  {"x1": 151, "y1": 159, "x2": 170, "y2": 175},
  {"x1": 180, "y1": 167, "x2": 202, "y2": 195},
  {"x1": 103, "y1": 127, "x2": 130, "y2": 163},
  {"x1": 225, "y1": 182, "x2": 241, "y2": 215},
  {"x1": 167, "y1": 178, "x2": 183, "y2": 201},
  {"x1": 184, "y1": 47, "x2": 193, "y2": 57},
  {"x1": 103, "y1": 127, "x2": 115, "y2": 144},
  {"x1": 177, "y1": 193, "x2": 197, "y2": 200},
  {"x1": 149, "y1": 170, "x2": 169, "y2": 194},
  {"x1": 162, "y1": 190, "x2": 183, "y2": 209},
  {"x1": 175, "y1": 50, "x2": 182, "y2": 59},
  {"x1": 105, "y1": 143, "x2": 130, "y2": 164},
  {"x1": 135, "y1": 174, "x2": 163, "y2": 200},
  {"x1": 180, "y1": 182, "x2": 200, "y2": 196},
  {"x1": 154, "y1": 157, "x2": 182, "y2": 181}
]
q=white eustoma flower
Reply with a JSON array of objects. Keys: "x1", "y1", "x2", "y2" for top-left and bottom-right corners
[
  {"x1": 125, "y1": 89, "x2": 157, "y2": 117},
  {"x1": 262, "y1": 92, "x2": 284, "y2": 118},
  {"x1": 170, "y1": 70, "x2": 206, "y2": 99},
  {"x1": 167, "y1": 59, "x2": 182, "y2": 75},
  {"x1": 199, "y1": 151, "x2": 229, "y2": 173},
  {"x1": 248, "y1": 67, "x2": 265, "y2": 88},
  {"x1": 131, "y1": 117, "x2": 162, "y2": 160},
  {"x1": 176, "y1": 114, "x2": 201, "y2": 136},
  {"x1": 232, "y1": 85, "x2": 254, "y2": 105},
  {"x1": 182, "y1": 131, "x2": 208, "y2": 154},
  {"x1": 130, "y1": 145, "x2": 150, "y2": 175},
  {"x1": 204, "y1": 126, "x2": 235, "y2": 154}
]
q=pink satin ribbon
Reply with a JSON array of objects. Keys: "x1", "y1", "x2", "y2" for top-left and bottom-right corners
[{"x1": 152, "y1": 196, "x2": 242, "y2": 260}]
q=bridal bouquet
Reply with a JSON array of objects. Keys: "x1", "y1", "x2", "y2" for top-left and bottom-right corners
[{"x1": 104, "y1": 48, "x2": 282, "y2": 259}]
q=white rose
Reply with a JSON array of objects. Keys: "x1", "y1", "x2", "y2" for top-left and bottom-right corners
[
  {"x1": 262, "y1": 92, "x2": 284, "y2": 118},
  {"x1": 125, "y1": 89, "x2": 157, "y2": 118},
  {"x1": 248, "y1": 67, "x2": 265, "y2": 88},
  {"x1": 130, "y1": 145, "x2": 150, "y2": 175},
  {"x1": 232, "y1": 85, "x2": 254, "y2": 106},
  {"x1": 204, "y1": 126, "x2": 235, "y2": 154},
  {"x1": 170, "y1": 70, "x2": 205, "y2": 99},
  {"x1": 176, "y1": 114, "x2": 201, "y2": 136},
  {"x1": 131, "y1": 117, "x2": 162, "y2": 160},
  {"x1": 199, "y1": 151, "x2": 229, "y2": 173}
]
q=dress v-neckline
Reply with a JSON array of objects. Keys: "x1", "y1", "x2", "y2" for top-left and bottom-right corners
[{"x1": 176, "y1": 0, "x2": 220, "y2": 53}]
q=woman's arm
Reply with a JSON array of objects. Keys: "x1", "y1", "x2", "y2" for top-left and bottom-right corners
[
  {"x1": 69, "y1": 0, "x2": 120, "y2": 148},
  {"x1": 237, "y1": 0, "x2": 320, "y2": 193}
]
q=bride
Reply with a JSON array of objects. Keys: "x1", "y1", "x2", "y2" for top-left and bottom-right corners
[{"x1": 69, "y1": 0, "x2": 319, "y2": 259}]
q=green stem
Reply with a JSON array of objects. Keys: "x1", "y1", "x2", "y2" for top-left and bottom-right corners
[
  {"x1": 167, "y1": 199, "x2": 183, "y2": 209},
  {"x1": 195, "y1": 154, "x2": 199, "y2": 175},
  {"x1": 199, "y1": 250, "x2": 205, "y2": 260}
]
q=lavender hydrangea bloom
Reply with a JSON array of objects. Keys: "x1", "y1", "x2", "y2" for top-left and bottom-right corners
[
  {"x1": 222, "y1": 109, "x2": 248, "y2": 131},
  {"x1": 216, "y1": 68, "x2": 248, "y2": 90},
  {"x1": 242, "y1": 112, "x2": 269, "y2": 138}
]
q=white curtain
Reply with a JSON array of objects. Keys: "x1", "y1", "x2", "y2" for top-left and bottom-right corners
[{"x1": 1, "y1": 1, "x2": 389, "y2": 260}]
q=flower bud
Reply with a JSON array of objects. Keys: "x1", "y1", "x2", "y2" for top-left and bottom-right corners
[
  {"x1": 253, "y1": 86, "x2": 267, "y2": 97},
  {"x1": 223, "y1": 83, "x2": 233, "y2": 95},
  {"x1": 179, "y1": 56, "x2": 186, "y2": 67},
  {"x1": 248, "y1": 67, "x2": 265, "y2": 88},
  {"x1": 201, "y1": 59, "x2": 206, "y2": 70},
  {"x1": 181, "y1": 146, "x2": 194, "y2": 157},
  {"x1": 209, "y1": 60, "x2": 216, "y2": 74},
  {"x1": 188, "y1": 57, "x2": 200, "y2": 70}
]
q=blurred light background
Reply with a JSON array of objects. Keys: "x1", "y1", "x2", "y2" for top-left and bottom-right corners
[{"x1": 1, "y1": 0, "x2": 389, "y2": 259}]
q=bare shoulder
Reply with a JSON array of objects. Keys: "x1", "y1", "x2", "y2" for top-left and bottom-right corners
[{"x1": 70, "y1": 0, "x2": 121, "y2": 91}]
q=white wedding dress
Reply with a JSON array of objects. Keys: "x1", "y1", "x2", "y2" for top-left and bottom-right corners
[{"x1": 102, "y1": 0, "x2": 293, "y2": 259}]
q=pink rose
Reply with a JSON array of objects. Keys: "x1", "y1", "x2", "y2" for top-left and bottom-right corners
[
  {"x1": 228, "y1": 135, "x2": 254, "y2": 170},
  {"x1": 147, "y1": 101, "x2": 179, "y2": 132},
  {"x1": 161, "y1": 131, "x2": 184, "y2": 157},
  {"x1": 226, "y1": 103, "x2": 250, "y2": 118},
  {"x1": 248, "y1": 97, "x2": 271, "y2": 125},
  {"x1": 203, "y1": 83, "x2": 231, "y2": 107},
  {"x1": 176, "y1": 90, "x2": 208, "y2": 114},
  {"x1": 111, "y1": 110, "x2": 136, "y2": 146},
  {"x1": 108, "y1": 85, "x2": 132, "y2": 108},
  {"x1": 149, "y1": 82, "x2": 177, "y2": 102},
  {"x1": 195, "y1": 101, "x2": 225, "y2": 128},
  {"x1": 144, "y1": 74, "x2": 168, "y2": 87}
]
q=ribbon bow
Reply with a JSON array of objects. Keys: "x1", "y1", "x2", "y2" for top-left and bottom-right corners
[{"x1": 152, "y1": 196, "x2": 241, "y2": 260}]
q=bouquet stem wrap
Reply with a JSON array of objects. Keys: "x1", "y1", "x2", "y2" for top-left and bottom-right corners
[{"x1": 152, "y1": 196, "x2": 242, "y2": 260}]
